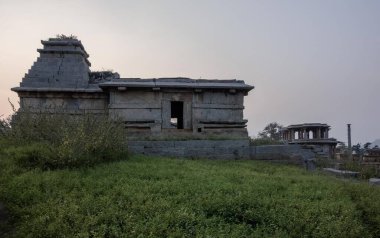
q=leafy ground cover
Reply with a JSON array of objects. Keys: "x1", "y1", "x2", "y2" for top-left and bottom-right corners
[{"x1": 1, "y1": 152, "x2": 379, "y2": 238}]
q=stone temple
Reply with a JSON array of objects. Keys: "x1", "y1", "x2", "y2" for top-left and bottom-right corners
[
  {"x1": 12, "y1": 36, "x2": 254, "y2": 158},
  {"x1": 281, "y1": 123, "x2": 338, "y2": 159}
]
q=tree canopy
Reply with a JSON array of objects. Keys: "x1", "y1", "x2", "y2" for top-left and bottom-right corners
[{"x1": 257, "y1": 122, "x2": 283, "y2": 141}]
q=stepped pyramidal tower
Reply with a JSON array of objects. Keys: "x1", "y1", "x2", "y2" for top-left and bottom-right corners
[
  {"x1": 12, "y1": 36, "x2": 117, "y2": 113},
  {"x1": 20, "y1": 36, "x2": 93, "y2": 89}
]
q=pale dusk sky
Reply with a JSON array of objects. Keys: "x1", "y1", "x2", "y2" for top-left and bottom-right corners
[{"x1": 1, "y1": 0, "x2": 379, "y2": 144}]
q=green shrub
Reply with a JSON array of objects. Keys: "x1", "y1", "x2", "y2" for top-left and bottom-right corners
[
  {"x1": 1, "y1": 156, "x2": 379, "y2": 237},
  {"x1": 6, "y1": 143, "x2": 55, "y2": 169},
  {"x1": 315, "y1": 157, "x2": 335, "y2": 168},
  {"x1": 250, "y1": 137, "x2": 282, "y2": 146},
  {"x1": 340, "y1": 160, "x2": 380, "y2": 179},
  {"x1": 2, "y1": 111, "x2": 128, "y2": 169}
]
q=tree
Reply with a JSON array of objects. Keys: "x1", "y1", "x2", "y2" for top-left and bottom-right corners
[
  {"x1": 352, "y1": 143, "x2": 363, "y2": 155},
  {"x1": 363, "y1": 142, "x2": 372, "y2": 150},
  {"x1": 257, "y1": 122, "x2": 283, "y2": 141}
]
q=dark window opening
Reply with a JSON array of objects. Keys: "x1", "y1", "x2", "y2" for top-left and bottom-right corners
[
  {"x1": 170, "y1": 101, "x2": 183, "y2": 129},
  {"x1": 198, "y1": 128, "x2": 202, "y2": 133}
]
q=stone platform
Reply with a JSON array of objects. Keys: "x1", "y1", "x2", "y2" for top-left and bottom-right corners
[{"x1": 127, "y1": 139, "x2": 250, "y2": 159}]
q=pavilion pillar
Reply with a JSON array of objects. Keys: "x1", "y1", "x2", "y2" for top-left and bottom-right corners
[{"x1": 317, "y1": 128, "x2": 321, "y2": 139}]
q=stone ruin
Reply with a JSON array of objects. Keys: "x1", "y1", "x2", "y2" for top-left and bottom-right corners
[
  {"x1": 11, "y1": 36, "x2": 342, "y2": 163},
  {"x1": 11, "y1": 37, "x2": 254, "y2": 159},
  {"x1": 281, "y1": 123, "x2": 338, "y2": 159},
  {"x1": 251, "y1": 123, "x2": 338, "y2": 169}
]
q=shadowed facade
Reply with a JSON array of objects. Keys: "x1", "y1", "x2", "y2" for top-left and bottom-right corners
[{"x1": 12, "y1": 37, "x2": 254, "y2": 141}]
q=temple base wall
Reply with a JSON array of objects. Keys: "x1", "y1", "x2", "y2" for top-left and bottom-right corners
[{"x1": 127, "y1": 139, "x2": 250, "y2": 159}]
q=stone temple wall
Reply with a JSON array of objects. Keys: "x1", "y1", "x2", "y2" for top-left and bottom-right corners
[
  {"x1": 106, "y1": 86, "x2": 249, "y2": 139},
  {"x1": 12, "y1": 37, "x2": 255, "y2": 155},
  {"x1": 250, "y1": 144, "x2": 324, "y2": 170},
  {"x1": 17, "y1": 91, "x2": 108, "y2": 114},
  {"x1": 128, "y1": 139, "x2": 250, "y2": 159}
]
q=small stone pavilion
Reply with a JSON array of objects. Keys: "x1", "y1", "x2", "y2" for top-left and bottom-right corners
[
  {"x1": 281, "y1": 123, "x2": 338, "y2": 158},
  {"x1": 11, "y1": 36, "x2": 254, "y2": 158}
]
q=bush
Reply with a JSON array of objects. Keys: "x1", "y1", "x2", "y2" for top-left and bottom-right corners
[
  {"x1": 1, "y1": 156, "x2": 379, "y2": 237},
  {"x1": 250, "y1": 137, "x2": 282, "y2": 146},
  {"x1": 315, "y1": 157, "x2": 335, "y2": 168},
  {"x1": 2, "y1": 111, "x2": 128, "y2": 169},
  {"x1": 340, "y1": 160, "x2": 380, "y2": 179},
  {"x1": 6, "y1": 143, "x2": 55, "y2": 169}
]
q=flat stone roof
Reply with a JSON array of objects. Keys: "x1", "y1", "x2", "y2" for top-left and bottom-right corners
[
  {"x1": 284, "y1": 123, "x2": 330, "y2": 129},
  {"x1": 41, "y1": 39, "x2": 87, "y2": 54},
  {"x1": 11, "y1": 87, "x2": 103, "y2": 93},
  {"x1": 99, "y1": 78, "x2": 254, "y2": 91}
]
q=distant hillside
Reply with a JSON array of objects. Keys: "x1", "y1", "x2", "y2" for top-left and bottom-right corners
[{"x1": 372, "y1": 139, "x2": 380, "y2": 147}]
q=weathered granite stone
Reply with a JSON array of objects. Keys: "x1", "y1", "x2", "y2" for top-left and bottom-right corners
[
  {"x1": 127, "y1": 140, "x2": 250, "y2": 159},
  {"x1": 369, "y1": 178, "x2": 380, "y2": 186},
  {"x1": 12, "y1": 37, "x2": 254, "y2": 158},
  {"x1": 322, "y1": 168, "x2": 359, "y2": 177}
]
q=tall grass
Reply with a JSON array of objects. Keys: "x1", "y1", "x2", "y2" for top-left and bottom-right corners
[
  {"x1": 0, "y1": 155, "x2": 379, "y2": 237},
  {"x1": 0, "y1": 110, "x2": 379, "y2": 237},
  {"x1": 1, "y1": 110, "x2": 128, "y2": 169}
]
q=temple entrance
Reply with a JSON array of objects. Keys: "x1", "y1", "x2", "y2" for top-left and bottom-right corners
[
  {"x1": 161, "y1": 92, "x2": 191, "y2": 130},
  {"x1": 170, "y1": 101, "x2": 183, "y2": 129}
]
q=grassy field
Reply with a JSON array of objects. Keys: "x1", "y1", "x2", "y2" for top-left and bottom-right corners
[{"x1": 1, "y1": 153, "x2": 379, "y2": 238}]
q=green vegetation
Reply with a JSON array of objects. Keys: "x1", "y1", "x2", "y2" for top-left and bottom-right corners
[
  {"x1": 339, "y1": 160, "x2": 380, "y2": 179},
  {"x1": 54, "y1": 34, "x2": 78, "y2": 40},
  {"x1": 1, "y1": 113, "x2": 379, "y2": 237},
  {"x1": 1, "y1": 112, "x2": 128, "y2": 169},
  {"x1": 251, "y1": 122, "x2": 284, "y2": 145},
  {"x1": 1, "y1": 150, "x2": 379, "y2": 237},
  {"x1": 250, "y1": 137, "x2": 283, "y2": 146},
  {"x1": 257, "y1": 122, "x2": 284, "y2": 141}
]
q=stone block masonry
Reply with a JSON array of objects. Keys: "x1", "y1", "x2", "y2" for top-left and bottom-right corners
[
  {"x1": 250, "y1": 144, "x2": 317, "y2": 169},
  {"x1": 12, "y1": 37, "x2": 254, "y2": 140},
  {"x1": 12, "y1": 36, "x2": 256, "y2": 160},
  {"x1": 127, "y1": 139, "x2": 250, "y2": 159}
]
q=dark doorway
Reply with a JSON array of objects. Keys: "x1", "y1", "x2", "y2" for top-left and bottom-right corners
[{"x1": 170, "y1": 101, "x2": 183, "y2": 129}]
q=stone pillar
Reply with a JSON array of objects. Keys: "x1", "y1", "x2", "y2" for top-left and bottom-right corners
[
  {"x1": 317, "y1": 128, "x2": 321, "y2": 139},
  {"x1": 347, "y1": 124, "x2": 352, "y2": 160},
  {"x1": 326, "y1": 129, "x2": 329, "y2": 138}
]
